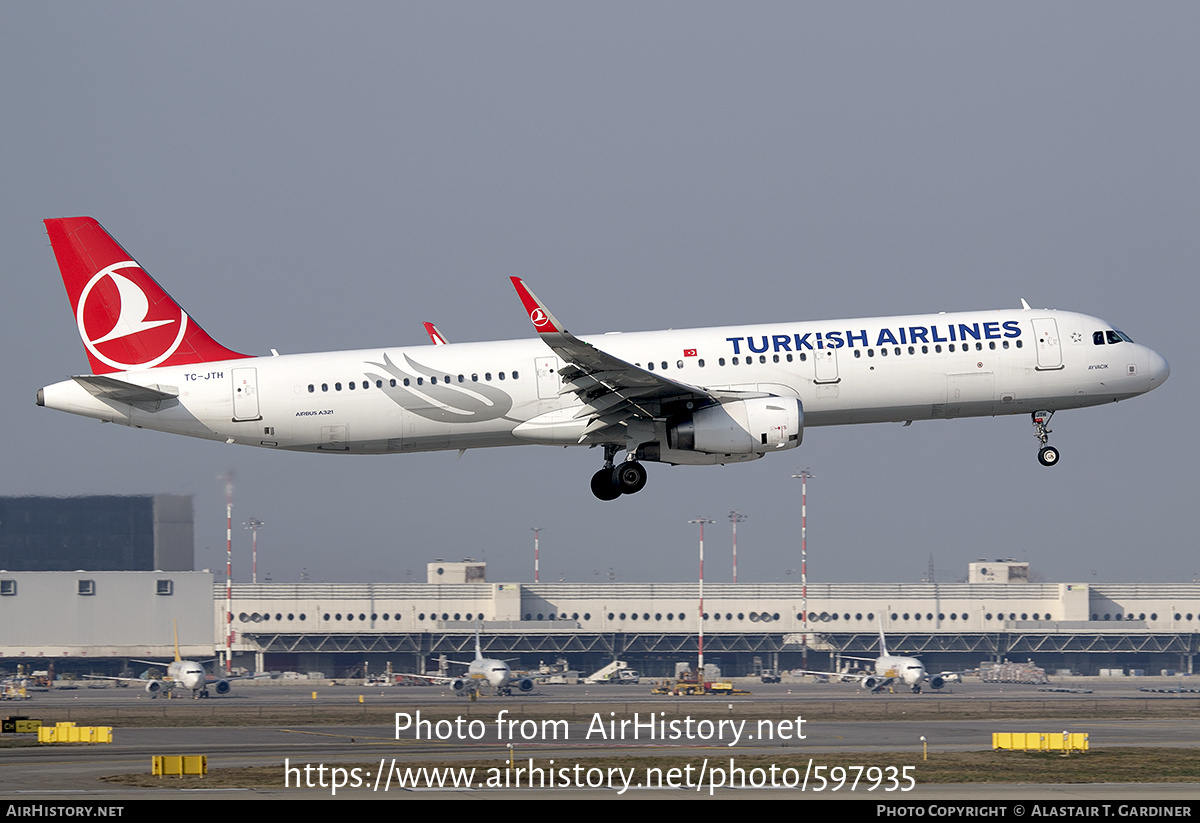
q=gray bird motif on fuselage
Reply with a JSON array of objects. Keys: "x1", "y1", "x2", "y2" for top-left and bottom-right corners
[{"x1": 365, "y1": 353, "x2": 515, "y2": 424}]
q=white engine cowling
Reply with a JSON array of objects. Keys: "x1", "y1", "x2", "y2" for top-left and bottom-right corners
[
  {"x1": 214, "y1": 679, "x2": 232, "y2": 695},
  {"x1": 669, "y1": 398, "x2": 803, "y2": 455},
  {"x1": 144, "y1": 680, "x2": 163, "y2": 695}
]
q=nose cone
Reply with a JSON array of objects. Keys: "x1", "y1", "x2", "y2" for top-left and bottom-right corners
[
  {"x1": 490, "y1": 664, "x2": 511, "y2": 687},
  {"x1": 1147, "y1": 349, "x2": 1170, "y2": 387}
]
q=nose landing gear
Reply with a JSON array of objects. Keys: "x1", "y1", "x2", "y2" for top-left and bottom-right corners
[{"x1": 1033, "y1": 410, "x2": 1059, "y2": 467}]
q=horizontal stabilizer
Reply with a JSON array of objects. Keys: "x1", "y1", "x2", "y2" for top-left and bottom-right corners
[{"x1": 74, "y1": 375, "x2": 179, "y2": 411}]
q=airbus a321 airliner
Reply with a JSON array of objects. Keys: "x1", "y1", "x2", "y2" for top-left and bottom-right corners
[{"x1": 37, "y1": 218, "x2": 1169, "y2": 500}]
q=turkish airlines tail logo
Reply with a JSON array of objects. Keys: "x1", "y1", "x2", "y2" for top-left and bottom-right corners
[
  {"x1": 45, "y1": 217, "x2": 251, "y2": 374},
  {"x1": 88, "y1": 268, "x2": 176, "y2": 344}
]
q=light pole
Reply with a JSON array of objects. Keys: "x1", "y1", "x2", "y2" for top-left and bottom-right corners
[
  {"x1": 244, "y1": 518, "x2": 265, "y2": 585},
  {"x1": 689, "y1": 517, "x2": 714, "y2": 680},
  {"x1": 729, "y1": 511, "x2": 747, "y2": 584},
  {"x1": 218, "y1": 471, "x2": 235, "y2": 675},
  {"x1": 792, "y1": 469, "x2": 814, "y2": 671},
  {"x1": 531, "y1": 527, "x2": 542, "y2": 584}
]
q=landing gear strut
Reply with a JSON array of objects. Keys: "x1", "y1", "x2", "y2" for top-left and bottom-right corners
[
  {"x1": 1032, "y1": 410, "x2": 1059, "y2": 467},
  {"x1": 590, "y1": 445, "x2": 648, "y2": 500}
]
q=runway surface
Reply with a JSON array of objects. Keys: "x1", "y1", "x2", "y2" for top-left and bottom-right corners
[{"x1": 2, "y1": 677, "x2": 1199, "y2": 800}]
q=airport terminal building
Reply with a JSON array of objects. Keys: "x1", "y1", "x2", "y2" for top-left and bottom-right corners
[
  {"x1": 3, "y1": 504, "x2": 1198, "y2": 679},
  {"x1": 213, "y1": 560, "x2": 1200, "y2": 678},
  {"x1": 2, "y1": 563, "x2": 1199, "y2": 677}
]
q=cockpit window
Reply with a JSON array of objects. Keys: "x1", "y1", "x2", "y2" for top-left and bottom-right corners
[
  {"x1": 1093, "y1": 331, "x2": 1105, "y2": 345},
  {"x1": 1096, "y1": 330, "x2": 1135, "y2": 345},
  {"x1": 1113, "y1": 330, "x2": 1133, "y2": 343}
]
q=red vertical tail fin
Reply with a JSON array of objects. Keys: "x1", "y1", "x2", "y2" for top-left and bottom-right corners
[{"x1": 45, "y1": 217, "x2": 250, "y2": 374}]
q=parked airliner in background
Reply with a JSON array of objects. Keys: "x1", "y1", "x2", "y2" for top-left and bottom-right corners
[
  {"x1": 802, "y1": 623, "x2": 943, "y2": 694},
  {"x1": 38, "y1": 218, "x2": 1169, "y2": 499},
  {"x1": 407, "y1": 627, "x2": 535, "y2": 696},
  {"x1": 84, "y1": 627, "x2": 234, "y2": 698}
]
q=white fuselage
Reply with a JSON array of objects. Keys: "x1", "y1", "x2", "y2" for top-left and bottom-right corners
[
  {"x1": 39, "y1": 308, "x2": 1169, "y2": 460},
  {"x1": 166, "y1": 660, "x2": 206, "y2": 693},
  {"x1": 875, "y1": 655, "x2": 926, "y2": 689},
  {"x1": 469, "y1": 657, "x2": 513, "y2": 690}
]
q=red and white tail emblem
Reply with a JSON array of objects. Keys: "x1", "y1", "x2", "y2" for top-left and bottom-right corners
[
  {"x1": 509, "y1": 277, "x2": 564, "y2": 334},
  {"x1": 45, "y1": 217, "x2": 250, "y2": 374},
  {"x1": 423, "y1": 322, "x2": 448, "y2": 346}
]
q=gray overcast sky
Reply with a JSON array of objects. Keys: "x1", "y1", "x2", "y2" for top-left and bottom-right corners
[{"x1": 1, "y1": 2, "x2": 1194, "y2": 586}]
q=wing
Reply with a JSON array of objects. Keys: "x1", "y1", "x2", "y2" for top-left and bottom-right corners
[
  {"x1": 795, "y1": 669, "x2": 871, "y2": 684},
  {"x1": 509, "y1": 278, "x2": 765, "y2": 445},
  {"x1": 83, "y1": 674, "x2": 171, "y2": 686},
  {"x1": 392, "y1": 672, "x2": 470, "y2": 685}
]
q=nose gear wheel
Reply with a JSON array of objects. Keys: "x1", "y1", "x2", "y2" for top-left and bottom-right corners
[{"x1": 1031, "y1": 410, "x2": 1059, "y2": 467}]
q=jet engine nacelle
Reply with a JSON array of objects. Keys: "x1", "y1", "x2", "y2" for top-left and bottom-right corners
[
  {"x1": 669, "y1": 398, "x2": 802, "y2": 455},
  {"x1": 144, "y1": 680, "x2": 163, "y2": 695},
  {"x1": 927, "y1": 675, "x2": 945, "y2": 690},
  {"x1": 516, "y1": 677, "x2": 535, "y2": 693},
  {"x1": 451, "y1": 678, "x2": 468, "y2": 693},
  {"x1": 860, "y1": 677, "x2": 880, "y2": 692},
  {"x1": 213, "y1": 679, "x2": 231, "y2": 695}
]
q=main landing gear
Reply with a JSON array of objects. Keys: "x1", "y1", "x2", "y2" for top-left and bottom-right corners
[
  {"x1": 1032, "y1": 410, "x2": 1059, "y2": 467},
  {"x1": 590, "y1": 444, "x2": 648, "y2": 500}
]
